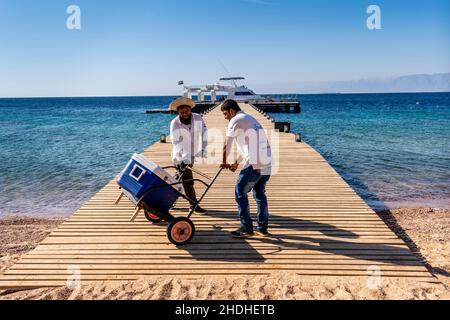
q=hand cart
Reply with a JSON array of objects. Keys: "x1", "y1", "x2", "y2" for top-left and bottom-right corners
[{"x1": 115, "y1": 154, "x2": 222, "y2": 246}]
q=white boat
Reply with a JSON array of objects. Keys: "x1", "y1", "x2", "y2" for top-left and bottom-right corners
[{"x1": 179, "y1": 77, "x2": 266, "y2": 103}]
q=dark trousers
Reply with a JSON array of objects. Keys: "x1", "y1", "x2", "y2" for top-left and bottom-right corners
[{"x1": 175, "y1": 163, "x2": 197, "y2": 205}]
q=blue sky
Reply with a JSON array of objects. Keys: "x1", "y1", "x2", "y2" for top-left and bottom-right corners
[{"x1": 0, "y1": 0, "x2": 448, "y2": 97}]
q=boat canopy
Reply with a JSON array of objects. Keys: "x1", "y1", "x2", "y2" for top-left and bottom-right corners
[{"x1": 219, "y1": 77, "x2": 245, "y2": 81}]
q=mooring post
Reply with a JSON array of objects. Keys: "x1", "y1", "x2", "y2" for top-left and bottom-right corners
[{"x1": 274, "y1": 122, "x2": 291, "y2": 133}]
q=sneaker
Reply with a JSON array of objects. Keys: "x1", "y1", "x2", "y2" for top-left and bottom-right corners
[
  {"x1": 190, "y1": 205, "x2": 208, "y2": 215},
  {"x1": 254, "y1": 229, "x2": 270, "y2": 237},
  {"x1": 230, "y1": 227, "x2": 254, "y2": 238}
]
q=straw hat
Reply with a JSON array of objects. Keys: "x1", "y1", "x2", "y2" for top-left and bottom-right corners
[{"x1": 169, "y1": 97, "x2": 196, "y2": 112}]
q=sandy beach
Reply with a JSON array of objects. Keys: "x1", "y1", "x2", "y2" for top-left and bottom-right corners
[
  {"x1": 0, "y1": 217, "x2": 64, "y2": 275},
  {"x1": 0, "y1": 208, "x2": 449, "y2": 300}
]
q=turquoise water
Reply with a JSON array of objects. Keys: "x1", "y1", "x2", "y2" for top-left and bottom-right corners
[
  {"x1": 275, "y1": 92, "x2": 450, "y2": 209},
  {"x1": 0, "y1": 97, "x2": 174, "y2": 216},
  {"x1": 0, "y1": 93, "x2": 449, "y2": 216}
]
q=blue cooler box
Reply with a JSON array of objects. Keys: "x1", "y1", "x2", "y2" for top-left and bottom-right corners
[{"x1": 117, "y1": 154, "x2": 184, "y2": 215}]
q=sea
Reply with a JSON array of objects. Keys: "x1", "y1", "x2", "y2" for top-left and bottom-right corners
[{"x1": 0, "y1": 92, "x2": 449, "y2": 217}]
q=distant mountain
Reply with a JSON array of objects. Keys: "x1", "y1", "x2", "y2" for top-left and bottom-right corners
[
  {"x1": 320, "y1": 73, "x2": 450, "y2": 93},
  {"x1": 256, "y1": 73, "x2": 450, "y2": 94}
]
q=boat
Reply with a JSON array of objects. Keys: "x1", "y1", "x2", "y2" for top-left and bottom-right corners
[
  {"x1": 180, "y1": 77, "x2": 266, "y2": 103},
  {"x1": 146, "y1": 77, "x2": 301, "y2": 114}
]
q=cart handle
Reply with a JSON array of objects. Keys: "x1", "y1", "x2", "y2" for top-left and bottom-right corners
[
  {"x1": 134, "y1": 167, "x2": 223, "y2": 216},
  {"x1": 134, "y1": 178, "x2": 210, "y2": 209},
  {"x1": 185, "y1": 166, "x2": 213, "y2": 181},
  {"x1": 163, "y1": 165, "x2": 213, "y2": 181},
  {"x1": 187, "y1": 168, "x2": 223, "y2": 219}
]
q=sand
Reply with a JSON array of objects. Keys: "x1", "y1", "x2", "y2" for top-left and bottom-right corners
[
  {"x1": 0, "y1": 272, "x2": 449, "y2": 300},
  {"x1": 0, "y1": 217, "x2": 64, "y2": 275},
  {"x1": 377, "y1": 208, "x2": 450, "y2": 287},
  {"x1": 0, "y1": 209, "x2": 449, "y2": 300}
]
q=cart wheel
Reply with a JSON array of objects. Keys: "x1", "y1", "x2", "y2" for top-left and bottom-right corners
[
  {"x1": 144, "y1": 210, "x2": 163, "y2": 223},
  {"x1": 167, "y1": 217, "x2": 195, "y2": 246}
]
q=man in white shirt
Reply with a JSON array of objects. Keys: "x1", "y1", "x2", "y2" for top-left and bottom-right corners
[
  {"x1": 169, "y1": 97, "x2": 208, "y2": 214},
  {"x1": 220, "y1": 99, "x2": 272, "y2": 238}
]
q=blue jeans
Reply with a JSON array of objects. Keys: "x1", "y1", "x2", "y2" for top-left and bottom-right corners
[{"x1": 235, "y1": 166, "x2": 271, "y2": 232}]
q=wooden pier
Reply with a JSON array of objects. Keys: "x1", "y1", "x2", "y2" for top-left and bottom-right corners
[
  {"x1": 0, "y1": 103, "x2": 436, "y2": 290},
  {"x1": 146, "y1": 101, "x2": 217, "y2": 114},
  {"x1": 146, "y1": 100, "x2": 300, "y2": 114},
  {"x1": 251, "y1": 99, "x2": 300, "y2": 113}
]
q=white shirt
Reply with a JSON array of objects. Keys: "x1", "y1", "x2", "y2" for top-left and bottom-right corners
[
  {"x1": 170, "y1": 113, "x2": 207, "y2": 165},
  {"x1": 226, "y1": 111, "x2": 272, "y2": 174}
]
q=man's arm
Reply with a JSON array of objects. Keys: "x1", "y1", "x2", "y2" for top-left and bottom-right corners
[
  {"x1": 221, "y1": 140, "x2": 230, "y2": 169},
  {"x1": 221, "y1": 136, "x2": 241, "y2": 172},
  {"x1": 170, "y1": 119, "x2": 182, "y2": 165},
  {"x1": 201, "y1": 117, "x2": 208, "y2": 158},
  {"x1": 170, "y1": 120, "x2": 175, "y2": 162}
]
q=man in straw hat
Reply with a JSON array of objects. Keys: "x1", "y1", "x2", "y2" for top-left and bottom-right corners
[{"x1": 169, "y1": 97, "x2": 208, "y2": 214}]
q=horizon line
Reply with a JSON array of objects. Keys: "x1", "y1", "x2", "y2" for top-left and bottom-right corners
[{"x1": 1, "y1": 90, "x2": 450, "y2": 99}]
